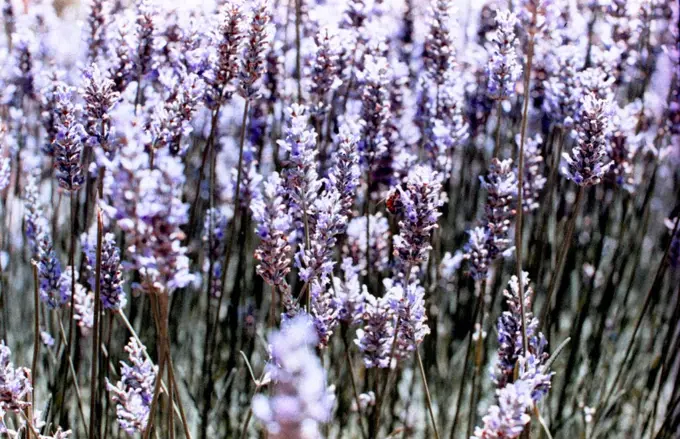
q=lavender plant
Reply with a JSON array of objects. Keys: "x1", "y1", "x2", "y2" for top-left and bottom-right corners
[{"x1": 0, "y1": 1, "x2": 677, "y2": 438}]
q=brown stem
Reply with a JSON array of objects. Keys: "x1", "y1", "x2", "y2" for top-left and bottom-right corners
[{"x1": 89, "y1": 210, "x2": 104, "y2": 439}]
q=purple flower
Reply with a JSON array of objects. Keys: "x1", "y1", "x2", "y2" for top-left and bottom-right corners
[
  {"x1": 86, "y1": 0, "x2": 110, "y2": 62},
  {"x1": 471, "y1": 379, "x2": 533, "y2": 439},
  {"x1": 495, "y1": 273, "x2": 548, "y2": 390},
  {"x1": 37, "y1": 231, "x2": 64, "y2": 310},
  {"x1": 387, "y1": 279, "x2": 430, "y2": 359},
  {"x1": 0, "y1": 341, "x2": 32, "y2": 414},
  {"x1": 480, "y1": 158, "x2": 517, "y2": 259},
  {"x1": 464, "y1": 227, "x2": 491, "y2": 280},
  {"x1": 309, "y1": 280, "x2": 340, "y2": 348},
  {"x1": 52, "y1": 83, "x2": 85, "y2": 192},
  {"x1": 487, "y1": 11, "x2": 522, "y2": 101},
  {"x1": 357, "y1": 55, "x2": 391, "y2": 174},
  {"x1": 423, "y1": 0, "x2": 456, "y2": 84},
  {"x1": 73, "y1": 279, "x2": 94, "y2": 333},
  {"x1": 296, "y1": 189, "x2": 347, "y2": 283},
  {"x1": 520, "y1": 135, "x2": 546, "y2": 212},
  {"x1": 82, "y1": 232, "x2": 127, "y2": 310},
  {"x1": 392, "y1": 166, "x2": 443, "y2": 268},
  {"x1": 252, "y1": 172, "x2": 293, "y2": 291},
  {"x1": 207, "y1": 1, "x2": 245, "y2": 106},
  {"x1": 203, "y1": 207, "x2": 231, "y2": 299},
  {"x1": 82, "y1": 63, "x2": 120, "y2": 153},
  {"x1": 279, "y1": 104, "x2": 322, "y2": 240},
  {"x1": 239, "y1": 0, "x2": 271, "y2": 100},
  {"x1": 106, "y1": 338, "x2": 157, "y2": 435},
  {"x1": 333, "y1": 258, "x2": 366, "y2": 326},
  {"x1": 328, "y1": 122, "x2": 360, "y2": 220},
  {"x1": 309, "y1": 28, "x2": 341, "y2": 115},
  {"x1": 253, "y1": 313, "x2": 334, "y2": 438},
  {"x1": 0, "y1": 139, "x2": 9, "y2": 192},
  {"x1": 355, "y1": 292, "x2": 394, "y2": 368},
  {"x1": 544, "y1": 44, "x2": 582, "y2": 128},
  {"x1": 562, "y1": 93, "x2": 613, "y2": 187},
  {"x1": 23, "y1": 173, "x2": 47, "y2": 258}
]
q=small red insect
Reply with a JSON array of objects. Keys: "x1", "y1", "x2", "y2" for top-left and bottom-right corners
[{"x1": 385, "y1": 188, "x2": 403, "y2": 215}]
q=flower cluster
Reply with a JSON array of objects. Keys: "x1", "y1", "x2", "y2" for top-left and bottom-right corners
[
  {"x1": 355, "y1": 292, "x2": 394, "y2": 368},
  {"x1": 239, "y1": 0, "x2": 271, "y2": 100},
  {"x1": 253, "y1": 314, "x2": 334, "y2": 438},
  {"x1": 487, "y1": 11, "x2": 522, "y2": 101},
  {"x1": 52, "y1": 83, "x2": 84, "y2": 192},
  {"x1": 563, "y1": 93, "x2": 612, "y2": 186},
  {"x1": 106, "y1": 338, "x2": 157, "y2": 435},
  {"x1": 387, "y1": 279, "x2": 430, "y2": 359},
  {"x1": 392, "y1": 165, "x2": 443, "y2": 268},
  {"x1": 479, "y1": 158, "x2": 517, "y2": 260},
  {"x1": 0, "y1": 342, "x2": 32, "y2": 414},
  {"x1": 82, "y1": 232, "x2": 127, "y2": 310}
]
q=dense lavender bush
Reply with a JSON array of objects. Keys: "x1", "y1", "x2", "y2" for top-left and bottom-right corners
[{"x1": 0, "y1": 0, "x2": 678, "y2": 438}]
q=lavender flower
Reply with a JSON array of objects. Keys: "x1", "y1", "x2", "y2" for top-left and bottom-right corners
[
  {"x1": 252, "y1": 172, "x2": 292, "y2": 291},
  {"x1": 152, "y1": 72, "x2": 204, "y2": 155},
  {"x1": 357, "y1": 55, "x2": 391, "y2": 176},
  {"x1": 82, "y1": 232, "x2": 127, "y2": 310},
  {"x1": 309, "y1": 28, "x2": 341, "y2": 115},
  {"x1": 109, "y1": 23, "x2": 135, "y2": 93},
  {"x1": 480, "y1": 158, "x2": 517, "y2": 259},
  {"x1": 544, "y1": 44, "x2": 582, "y2": 128},
  {"x1": 487, "y1": 11, "x2": 522, "y2": 101},
  {"x1": 207, "y1": 1, "x2": 244, "y2": 106},
  {"x1": 464, "y1": 227, "x2": 492, "y2": 280},
  {"x1": 52, "y1": 83, "x2": 85, "y2": 192},
  {"x1": 279, "y1": 104, "x2": 322, "y2": 237},
  {"x1": 0, "y1": 342, "x2": 32, "y2": 414},
  {"x1": 106, "y1": 338, "x2": 156, "y2": 435},
  {"x1": 86, "y1": 0, "x2": 110, "y2": 62},
  {"x1": 520, "y1": 135, "x2": 546, "y2": 212},
  {"x1": 328, "y1": 122, "x2": 360, "y2": 220},
  {"x1": 239, "y1": 0, "x2": 270, "y2": 100},
  {"x1": 252, "y1": 313, "x2": 334, "y2": 438},
  {"x1": 37, "y1": 231, "x2": 64, "y2": 310},
  {"x1": 495, "y1": 273, "x2": 548, "y2": 389},
  {"x1": 355, "y1": 292, "x2": 394, "y2": 368},
  {"x1": 387, "y1": 280, "x2": 430, "y2": 359},
  {"x1": 23, "y1": 174, "x2": 47, "y2": 257},
  {"x1": 563, "y1": 94, "x2": 612, "y2": 187},
  {"x1": 471, "y1": 379, "x2": 533, "y2": 439},
  {"x1": 135, "y1": 0, "x2": 156, "y2": 82},
  {"x1": 309, "y1": 280, "x2": 340, "y2": 348},
  {"x1": 82, "y1": 64, "x2": 120, "y2": 153},
  {"x1": 392, "y1": 166, "x2": 443, "y2": 268},
  {"x1": 423, "y1": 0, "x2": 456, "y2": 83},
  {"x1": 296, "y1": 189, "x2": 347, "y2": 283},
  {"x1": 73, "y1": 280, "x2": 95, "y2": 333},
  {"x1": 203, "y1": 207, "x2": 230, "y2": 298},
  {"x1": 333, "y1": 258, "x2": 366, "y2": 325}
]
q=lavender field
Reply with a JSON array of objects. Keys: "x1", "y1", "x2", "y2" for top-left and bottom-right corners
[{"x1": 0, "y1": 0, "x2": 679, "y2": 437}]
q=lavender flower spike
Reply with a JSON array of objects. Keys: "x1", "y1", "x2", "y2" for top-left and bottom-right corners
[
  {"x1": 464, "y1": 227, "x2": 491, "y2": 281},
  {"x1": 328, "y1": 122, "x2": 361, "y2": 220},
  {"x1": 562, "y1": 94, "x2": 612, "y2": 187},
  {"x1": 239, "y1": 0, "x2": 271, "y2": 100},
  {"x1": 252, "y1": 313, "x2": 334, "y2": 438},
  {"x1": 471, "y1": 379, "x2": 533, "y2": 439},
  {"x1": 0, "y1": 341, "x2": 32, "y2": 414},
  {"x1": 106, "y1": 338, "x2": 157, "y2": 435},
  {"x1": 387, "y1": 279, "x2": 430, "y2": 359},
  {"x1": 392, "y1": 165, "x2": 444, "y2": 267},
  {"x1": 207, "y1": 1, "x2": 244, "y2": 106},
  {"x1": 52, "y1": 83, "x2": 85, "y2": 192},
  {"x1": 487, "y1": 10, "x2": 522, "y2": 101},
  {"x1": 83, "y1": 232, "x2": 127, "y2": 310},
  {"x1": 423, "y1": 0, "x2": 456, "y2": 83},
  {"x1": 480, "y1": 158, "x2": 517, "y2": 259},
  {"x1": 82, "y1": 63, "x2": 120, "y2": 153},
  {"x1": 355, "y1": 292, "x2": 394, "y2": 368}
]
